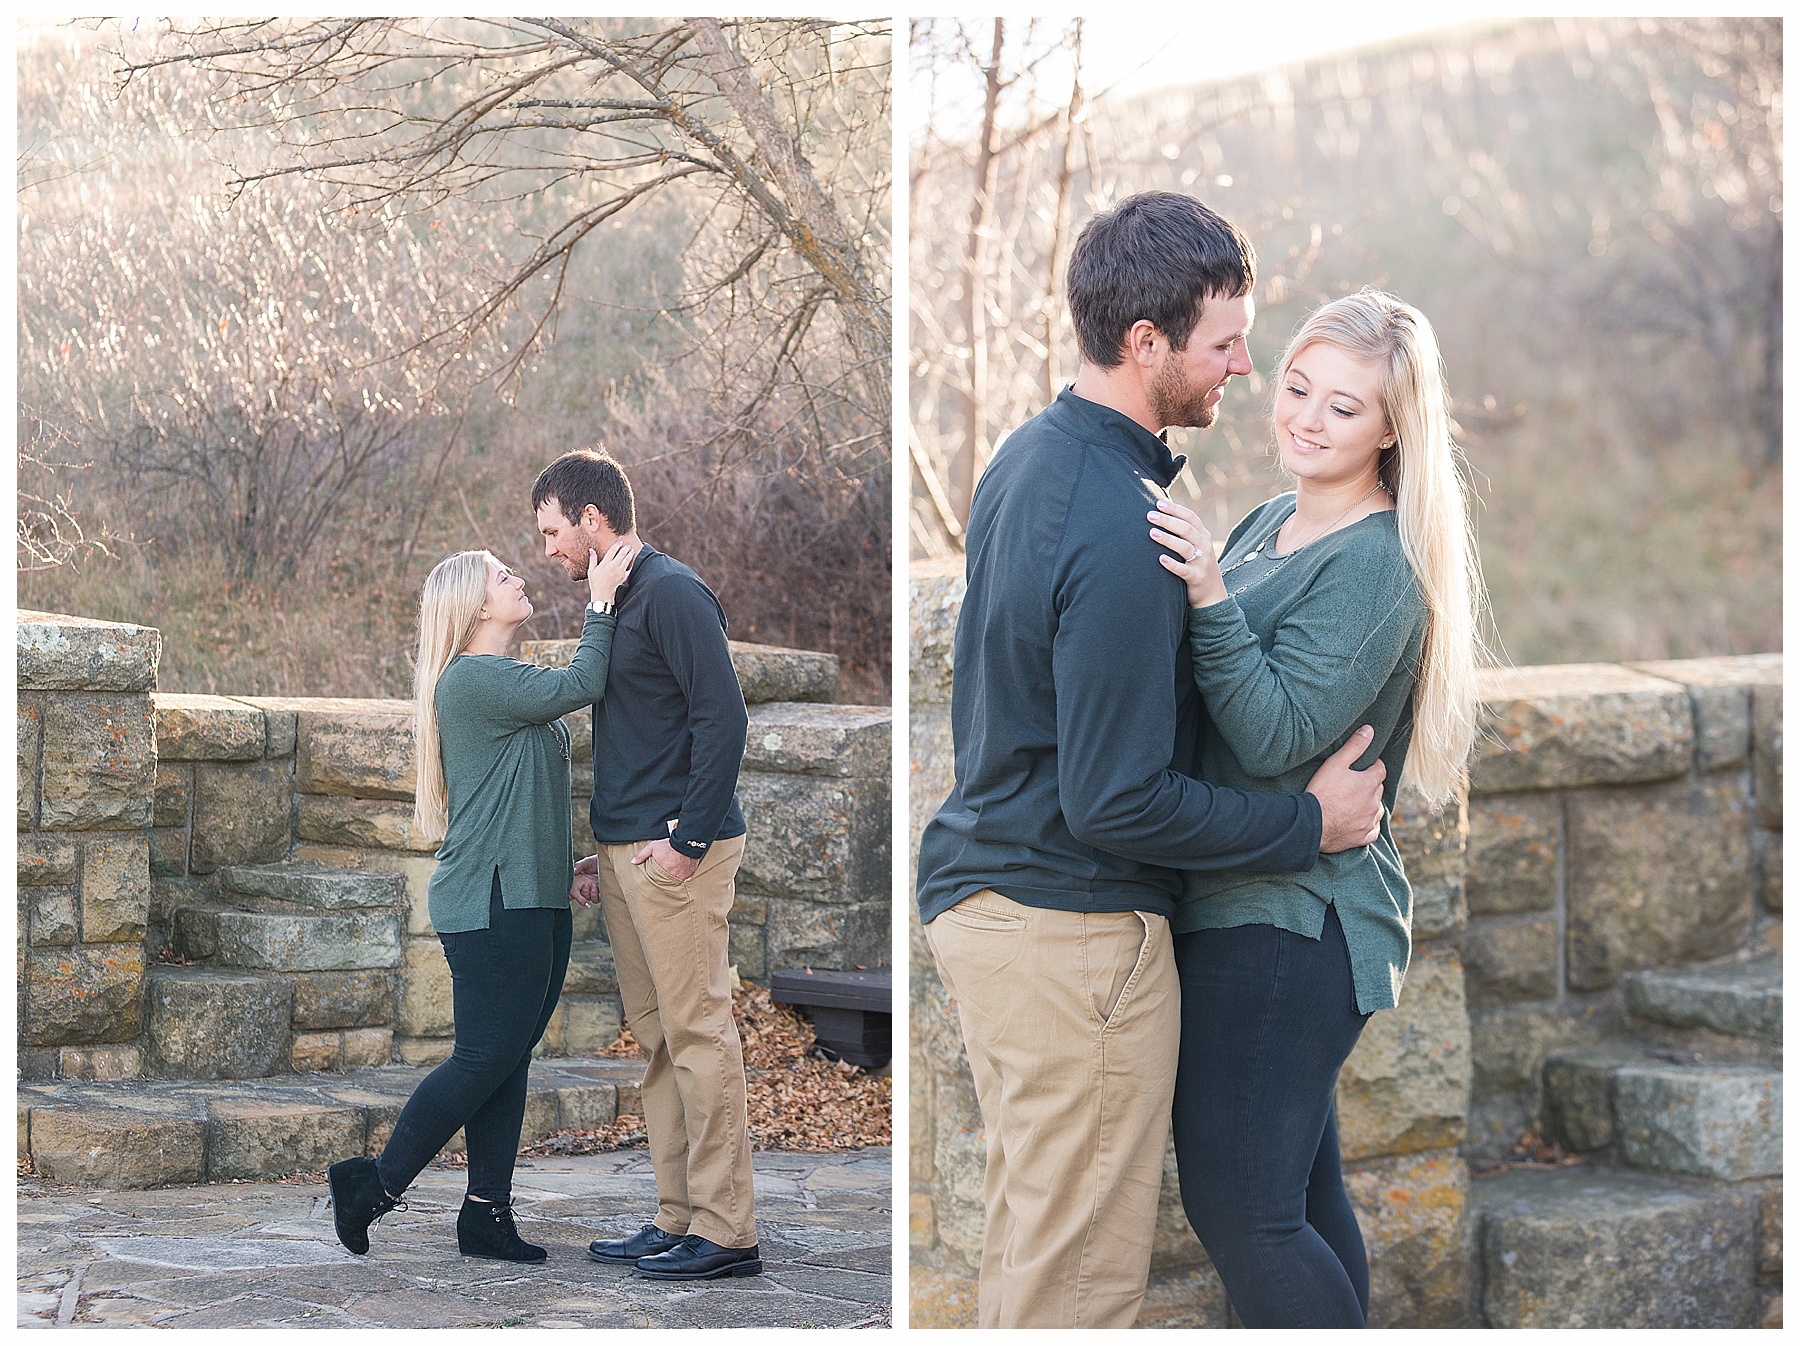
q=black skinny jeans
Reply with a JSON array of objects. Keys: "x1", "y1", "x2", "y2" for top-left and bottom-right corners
[
  {"x1": 375, "y1": 873, "x2": 571, "y2": 1203},
  {"x1": 1171, "y1": 905, "x2": 1373, "y2": 1328}
]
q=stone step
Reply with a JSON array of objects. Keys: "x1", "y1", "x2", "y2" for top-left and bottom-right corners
[
  {"x1": 1625, "y1": 959, "x2": 1782, "y2": 1045},
  {"x1": 1615, "y1": 1062, "x2": 1781, "y2": 1181},
  {"x1": 147, "y1": 961, "x2": 398, "y2": 1076},
  {"x1": 219, "y1": 862, "x2": 406, "y2": 912},
  {"x1": 1542, "y1": 1049, "x2": 1781, "y2": 1180},
  {"x1": 145, "y1": 966, "x2": 294, "y2": 1081},
  {"x1": 1472, "y1": 1165, "x2": 1761, "y2": 1327},
  {"x1": 173, "y1": 903, "x2": 400, "y2": 972},
  {"x1": 20, "y1": 1058, "x2": 647, "y2": 1189},
  {"x1": 291, "y1": 968, "x2": 396, "y2": 1032}
]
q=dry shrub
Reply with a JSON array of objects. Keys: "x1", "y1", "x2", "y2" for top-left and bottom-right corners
[{"x1": 589, "y1": 380, "x2": 889, "y2": 701}]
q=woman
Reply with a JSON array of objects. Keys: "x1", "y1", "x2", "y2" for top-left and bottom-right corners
[
  {"x1": 327, "y1": 538, "x2": 638, "y2": 1263},
  {"x1": 1148, "y1": 290, "x2": 1484, "y2": 1327}
]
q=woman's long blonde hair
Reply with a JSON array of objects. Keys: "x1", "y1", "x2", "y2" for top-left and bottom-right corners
[
  {"x1": 1276, "y1": 291, "x2": 1489, "y2": 808},
  {"x1": 413, "y1": 550, "x2": 498, "y2": 841}
]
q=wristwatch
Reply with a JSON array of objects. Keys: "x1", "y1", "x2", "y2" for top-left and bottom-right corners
[{"x1": 589, "y1": 599, "x2": 616, "y2": 616}]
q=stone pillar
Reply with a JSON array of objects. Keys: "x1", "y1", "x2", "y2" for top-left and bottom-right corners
[{"x1": 18, "y1": 612, "x2": 163, "y2": 1082}]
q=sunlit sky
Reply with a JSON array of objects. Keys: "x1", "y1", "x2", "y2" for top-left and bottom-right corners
[{"x1": 912, "y1": 4, "x2": 1706, "y2": 139}]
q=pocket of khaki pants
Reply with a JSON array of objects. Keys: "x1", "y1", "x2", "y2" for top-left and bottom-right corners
[
  {"x1": 928, "y1": 895, "x2": 1028, "y2": 1001},
  {"x1": 936, "y1": 900, "x2": 1026, "y2": 932},
  {"x1": 643, "y1": 856, "x2": 686, "y2": 888},
  {"x1": 1087, "y1": 911, "x2": 1154, "y2": 1030}
]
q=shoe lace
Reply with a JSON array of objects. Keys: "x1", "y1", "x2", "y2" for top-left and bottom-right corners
[
  {"x1": 472, "y1": 1199, "x2": 521, "y2": 1229},
  {"x1": 373, "y1": 1194, "x2": 408, "y2": 1227}
]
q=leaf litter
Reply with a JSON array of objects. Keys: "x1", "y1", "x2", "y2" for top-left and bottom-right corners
[{"x1": 522, "y1": 980, "x2": 891, "y2": 1157}]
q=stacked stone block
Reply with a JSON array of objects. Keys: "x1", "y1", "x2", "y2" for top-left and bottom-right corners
[
  {"x1": 1458, "y1": 656, "x2": 1781, "y2": 1328},
  {"x1": 22, "y1": 1058, "x2": 642, "y2": 1189},
  {"x1": 18, "y1": 613, "x2": 161, "y2": 1083},
  {"x1": 143, "y1": 693, "x2": 404, "y2": 1076},
  {"x1": 20, "y1": 610, "x2": 881, "y2": 1188}
]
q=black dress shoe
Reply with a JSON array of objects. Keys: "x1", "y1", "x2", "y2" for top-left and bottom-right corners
[
  {"x1": 587, "y1": 1222, "x2": 684, "y2": 1265},
  {"x1": 634, "y1": 1234, "x2": 763, "y2": 1280},
  {"x1": 457, "y1": 1197, "x2": 547, "y2": 1263}
]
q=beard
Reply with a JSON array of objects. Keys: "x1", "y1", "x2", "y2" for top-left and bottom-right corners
[
  {"x1": 1150, "y1": 359, "x2": 1219, "y2": 430},
  {"x1": 561, "y1": 531, "x2": 603, "y2": 580}
]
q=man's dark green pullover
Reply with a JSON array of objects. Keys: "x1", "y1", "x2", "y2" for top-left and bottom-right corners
[
  {"x1": 589, "y1": 545, "x2": 747, "y2": 859},
  {"x1": 916, "y1": 389, "x2": 1323, "y2": 924}
]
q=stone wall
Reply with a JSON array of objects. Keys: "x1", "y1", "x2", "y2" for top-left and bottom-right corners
[
  {"x1": 18, "y1": 611, "x2": 892, "y2": 1078},
  {"x1": 905, "y1": 558, "x2": 1781, "y2": 1328},
  {"x1": 1459, "y1": 655, "x2": 1782, "y2": 1156},
  {"x1": 519, "y1": 637, "x2": 893, "y2": 983}
]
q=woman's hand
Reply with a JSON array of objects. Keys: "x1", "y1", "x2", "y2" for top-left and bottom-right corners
[
  {"x1": 570, "y1": 854, "x2": 600, "y2": 908},
  {"x1": 1149, "y1": 500, "x2": 1229, "y2": 608},
  {"x1": 587, "y1": 540, "x2": 637, "y2": 607}
]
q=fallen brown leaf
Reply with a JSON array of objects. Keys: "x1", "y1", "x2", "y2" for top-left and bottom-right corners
[{"x1": 524, "y1": 980, "x2": 891, "y2": 1155}]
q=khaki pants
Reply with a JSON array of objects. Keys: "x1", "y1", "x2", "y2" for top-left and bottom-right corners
[
  {"x1": 925, "y1": 889, "x2": 1180, "y2": 1329},
  {"x1": 595, "y1": 834, "x2": 755, "y2": 1248}
]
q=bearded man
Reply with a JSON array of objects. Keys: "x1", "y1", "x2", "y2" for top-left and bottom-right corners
[{"x1": 533, "y1": 448, "x2": 759, "y2": 1282}]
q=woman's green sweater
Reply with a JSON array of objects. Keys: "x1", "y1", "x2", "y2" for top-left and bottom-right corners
[
  {"x1": 426, "y1": 608, "x2": 616, "y2": 934},
  {"x1": 1177, "y1": 495, "x2": 1427, "y2": 1013}
]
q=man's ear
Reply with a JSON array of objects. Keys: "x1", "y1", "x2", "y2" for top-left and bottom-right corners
[
  {"x1": 1124, "y1": 320, "x2": 1163, "y2": 370},
  {"x1": 580, "y1": 503, "x2": 605, "y2": 533}
]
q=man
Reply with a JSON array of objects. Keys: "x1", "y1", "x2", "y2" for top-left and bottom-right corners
[
  {"x1": 532, "y1": 448, "x2": 760, "y2": 1281},
  {"x1": 915, "y1": 193, "x2": 1387, "y2": 1328}
]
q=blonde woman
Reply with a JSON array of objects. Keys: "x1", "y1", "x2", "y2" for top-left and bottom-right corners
[
  {"x1": 1148, "y1": 290, "x2": 1483, "y2": 1328},
  {"x1": 327, "y1": 539, "x2": 636, "y2": 1263}
]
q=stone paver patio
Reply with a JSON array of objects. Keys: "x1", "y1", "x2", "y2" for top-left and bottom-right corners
[{"x1": 18, "y1": 1148, "x2": 891, "y2": 1329}]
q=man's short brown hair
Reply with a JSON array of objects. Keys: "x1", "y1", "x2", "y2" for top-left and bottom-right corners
[
  {"x1": 1067, "y1": 192, "x2": 1257, "y2": 368},
  {"x1": 532, "y1": 448, "x2": 635, "y2": 535}
]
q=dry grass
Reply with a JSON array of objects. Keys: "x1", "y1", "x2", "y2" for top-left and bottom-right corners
[{"x1": 20, "y1": 541, "x2": 422, "y2": 698}]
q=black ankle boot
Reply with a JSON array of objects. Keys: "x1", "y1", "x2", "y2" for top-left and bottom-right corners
[
  {"x1": 327, "y1": 1156, "x2": 405, "y2": 1256},
  {"x1": 458, "y1": 1197, "x2": 547, "y2": 1264}
]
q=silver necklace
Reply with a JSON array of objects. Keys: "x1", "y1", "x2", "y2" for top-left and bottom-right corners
[{"x1": 1220, "y1": 485, "x2": 1384, "y2": 598}]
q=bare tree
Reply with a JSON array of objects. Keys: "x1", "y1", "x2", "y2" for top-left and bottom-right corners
[
  {"x1": 17, "y1": 406, "x2": 119, "y2": 572},
  {"x1": 909, "y1": 19, "x2": 1081, "y2": 553},
  {"x1": 119, "y1": 18, "x2": 892, "y2": 430},
  {"x1": 1606, "y1": 18, "x2": 1781, "y2": 467}
]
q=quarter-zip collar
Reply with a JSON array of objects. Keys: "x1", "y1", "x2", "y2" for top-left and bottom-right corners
[
  {"x1": 1044, "y1": 386, "x2": 1187, "y2": 488},
  {"x1": 613, "y1": 541, "x2": 657, "y2": 600}
]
